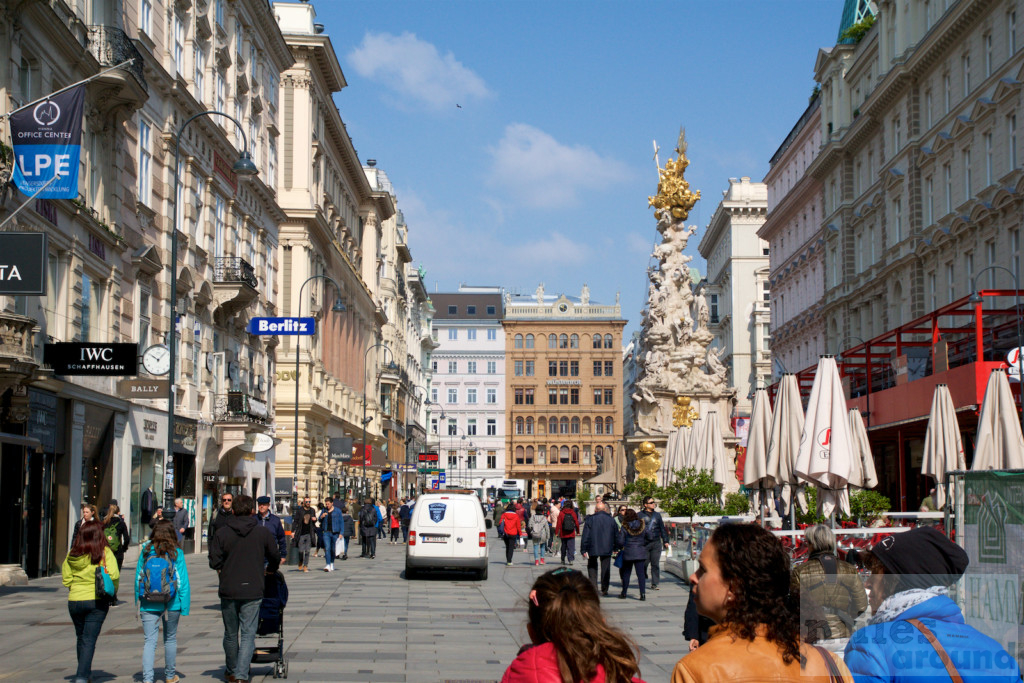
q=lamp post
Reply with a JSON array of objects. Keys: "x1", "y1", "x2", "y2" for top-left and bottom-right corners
[
  {"x1": 362, "y1": 343, "x2": 395, "y2": 501},
  {"x1": 969, "y1": 266, "x2": 1024, "y2": 434},
  {"x1": 293, "y1": 275, "x2": 345, "y2": 513},
  {"x1": 166, "y1": 111, "x2": 257, "y2": 512},
  {"x1": 406, "y1": 386, "x2": 430, "y2": 497},
  {"x1": 836, "y1": 334, "x2": 870, "y2": 427}
]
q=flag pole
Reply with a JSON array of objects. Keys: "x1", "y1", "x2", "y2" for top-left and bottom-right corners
[
  {"x1": 0, "y1": 59, "x2": 136, "y2": 121},
  {"x1": 0, "y1": 173, "x2": 61, "y2": 229}
]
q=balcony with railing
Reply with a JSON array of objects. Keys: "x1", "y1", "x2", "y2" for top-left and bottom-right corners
[
  {"x1": 214, "y1": 392, "x2": 271, "y2": 425},
  {"x1": 87, "y1": 26, "x2": 147, "y2": 110},
  {"x1": 212, "y1": 257, "x2": 259, "y2": 315}
]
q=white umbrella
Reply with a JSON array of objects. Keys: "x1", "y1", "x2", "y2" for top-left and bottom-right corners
[
  {"x1": 660, "y1": 428, "x2": 690, "y2": 486},
  {"x1": 972, "y1": 368, "x2": 1024, "y2": 471},
  {"x1": 921, "y1": 383, "x2": 966, "y2": 509},
  {"x1": 684, "y1": 417, "x2": 706, "y2": 471},
  {"x1": 848, "y1": 409, "x2": 879, "y2": 490},
  {"x1": 796, "y1": 356, "x2": 855, "y2": 519},
  {"x1": 699, "y1": 411, "x2": 728, "y2": 487},
  {"x1": 766, "y1": 374, "x2": 807, "y2": 515},
  {"x1": 744, "y1": 387, "x2": 774, "y2": 515}
]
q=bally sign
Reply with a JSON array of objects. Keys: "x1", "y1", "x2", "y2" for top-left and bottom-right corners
[
  {"x1": 119, "y1": 379, "x2": 169, "y2": 397},
  {"x1": 44, "y1": 342, "x2": 137, "y2": 376},
  {"x1": 0, "y1": 233, "x2": 47, "y2": 295},
  {"x1": 247, "y1": 317, "x2": 316, "y2": 336}
]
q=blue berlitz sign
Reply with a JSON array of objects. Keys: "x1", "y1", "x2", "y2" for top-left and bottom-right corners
[{"x1": 247, "y1": 317, "x2": 316, "y2": 335}]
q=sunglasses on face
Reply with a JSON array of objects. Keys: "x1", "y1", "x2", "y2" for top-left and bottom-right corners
[{"x1": 222, "y1": 498, "x2": 232, "y2": 502}]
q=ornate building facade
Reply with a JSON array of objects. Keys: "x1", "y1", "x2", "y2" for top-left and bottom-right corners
[{"x1": 503, "y1": 287, "x2": 625, "y2": 500}]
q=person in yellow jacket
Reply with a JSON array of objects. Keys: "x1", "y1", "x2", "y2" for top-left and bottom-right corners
[{"x1": 62, "y1": 520, "x2": 119, "y2": 683}]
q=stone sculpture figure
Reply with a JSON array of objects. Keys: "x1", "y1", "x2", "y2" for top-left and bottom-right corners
[
  {"x1": 693, "y1": 285, "x2": 710, "y2": 331},
  {"x1": 535, "y1": 283, "x2": 544, "y2": 304},
  {"x1": 580, "y1": 283, "x2": 590, "y2": 304}
]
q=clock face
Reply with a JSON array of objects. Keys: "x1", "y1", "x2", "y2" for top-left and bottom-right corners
[
  {"x1": 558, "y1": 303, "x2": 568, "y2": 312},
  {"x1": 142, "y1": 344, "x2": 171, "y2": 376}
]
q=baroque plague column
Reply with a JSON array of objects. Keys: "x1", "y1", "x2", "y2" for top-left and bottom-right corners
[{"x1": 628, "y1": 132, "x2": 737, "y2": 482}]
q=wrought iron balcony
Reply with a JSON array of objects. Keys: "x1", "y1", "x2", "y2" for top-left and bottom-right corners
[
  {"x1": 214, "y1": 392, "x2": 271, "y2": 425},
  {"x1": 213, "y1": 257, "x2": 258, "y2": 288},
  {"x1": 87, "y1": 26, "x2": 148, "y2": 101}
]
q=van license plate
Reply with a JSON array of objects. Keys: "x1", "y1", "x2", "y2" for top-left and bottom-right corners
[{"x1": 421, "y1": 535, "x2": 447, "y2": 543}]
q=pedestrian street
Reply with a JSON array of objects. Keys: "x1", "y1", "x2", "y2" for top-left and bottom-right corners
[{"x1": 0, "y1": 537, "x2": 690, "y2": 683}]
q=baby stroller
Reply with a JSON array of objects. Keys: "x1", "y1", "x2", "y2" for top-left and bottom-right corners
[{"x1": 252, "y1": 570, "x2": 289, "y2": 678}]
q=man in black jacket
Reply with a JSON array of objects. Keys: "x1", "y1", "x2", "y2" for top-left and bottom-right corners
[
  {"x1": 638, "y1": 496, "x2": 670, "y2": 590},
  {"x1": 209, "y1": 494, "x2": 280, "y2": 683},
  {"x1": 208, "y1": 491, "x2": 234, "y2": 549},
  {"x1": 256, "y1": 495, "x2": 288, "y2": 559},
  {"x1": 580, "y1": 501, "x2": 617, "y2": 596}
]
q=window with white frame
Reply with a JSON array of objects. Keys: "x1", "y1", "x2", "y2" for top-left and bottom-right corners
[
  {"x1": 486, "y1": 388, "x2": 496, "y2": 404},
  {"x1": 985, "y1": 133, "x2": 993, "y2": 186},
  {"x1": 81, "y1": 273, "x2": 104, "y2": 342},
  {"x1": 962, "y1": 54, "x2": 970, "y2": 98},
  {"x1": 467, "y1": 361, "x2": 476, "y2": 373},
  {"x1": 487, "y1": 360, "x2": 496, "y2": 374},
  {"x1": 985, "y1": 34, "x2": 993, "y2": 77},
  {"x1": 268, "y1": 137, "x2": 277, "y2": 190},
  {"x1": 893, "y1": 198, "x2": 901, "y2": 243},
  {"x1": 214, "y1": 194, "x2": 225, "y2": 257},
  {"x1": 943, "y1": 164, "x2": 951, "y2": 214},
  {"x1": 467, "y1": 329, "x2": 476, "y2": 340},
  {"x1": 431, "y1": 387, "x2": 438, "y2": 404},
  {"x1": 448, "y1": 328, "x2": 457, "y2": 340},
  {"x1": 216, "y1": 71, "x2": 225, "y2": 112},
  {"x1": 467, "y1": 419, "x2": 477, "y2": 436},
  {"x1": 194, "y1": 45, "x2": 205, "y2": 102},
  {"x1": 173, "y1": 15, "x2": 184, "y2": 76},
  {"x1": 447, "y1": 388, "x2": 457, "y2": 403},
  {"x1": 486, "y1": 419, "x2": 496, "y2": 436},
  {"x1": 140, "y1": 0, "x2": 153, "y2": 34},
  {"x1": 137, "y1": 284, "x2": 151, "y2": 347},
  {"x1": 447, "y1": 419, "x2": 457, "y2": 436},
  {"x1": 215, "y1": 0, "x2": 225, "y2": 26},
  {"x1": 487, "y1": 328, "x2": 496, "y2": 340},
  {"x1": 1010, "y1": 10, "x2": 1018, "y2": 55},
  {"x1": 138, "y1": 120, "x2": 152, "y2": 204},
  {"x1": 447, "y1": 360, "x2": 457, "y2": 373},
  {"x1": 467, "y1": 388, "x2": 477, "y2": 404},
  {"x1": 487, "y1": 452, "x2": 496, "y2": 468}
]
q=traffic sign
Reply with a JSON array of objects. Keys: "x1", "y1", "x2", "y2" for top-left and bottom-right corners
[
  {"x1": 431, "y1": 480, "x2": 439, "y2": 490},
  {"x1": 1007, "y1": 347, "x2": 1023, "y2": 381},
  {"x1": 247, "y1": 317, "x2": 316, "y2": 335},
  {"x1": 439, "y1": 473, "x2": 446, "y2": 483}
]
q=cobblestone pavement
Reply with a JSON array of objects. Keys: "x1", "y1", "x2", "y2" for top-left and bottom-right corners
[{"x1": 0, "y1": 536, "x2": 690, "y2": 682}]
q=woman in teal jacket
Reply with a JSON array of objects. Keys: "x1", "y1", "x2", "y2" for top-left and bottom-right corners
[
  {"x1": 135, "y1": 520, "x2": 191, "y2": 683},
  {"x1": 844, "y1": 527, "x2": 1021, "y2": 682}
]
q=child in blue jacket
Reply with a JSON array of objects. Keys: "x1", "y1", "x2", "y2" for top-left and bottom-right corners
[{"x1": 135, "y1": 520, "x2": 191, "y2": 683}]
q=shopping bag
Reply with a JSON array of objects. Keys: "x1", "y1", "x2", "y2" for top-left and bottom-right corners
[{"x1": 613, "y1": 553, "x2": 624, "y2": 569}]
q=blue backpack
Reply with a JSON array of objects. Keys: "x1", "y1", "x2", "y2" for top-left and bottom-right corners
[{"x1": 138, "y1": 550, "x2": 177, "y2": 604}]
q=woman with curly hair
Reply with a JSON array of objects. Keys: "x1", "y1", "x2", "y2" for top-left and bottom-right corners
[
  {"x1": 502, "y1": 567, "x2": 647, "y2": 683},
  {"x1": 671, "y1": 523, "x2": 852, "y2": 683}
]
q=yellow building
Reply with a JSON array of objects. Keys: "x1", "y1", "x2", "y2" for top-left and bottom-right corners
[{"x1": 502, "y1": 288, "x2": 626, "y2": 499}]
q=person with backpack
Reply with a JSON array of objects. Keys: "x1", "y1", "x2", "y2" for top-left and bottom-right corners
[
  {"x1": 556, "y1": 500, "x2": 580, "y2": 565},
  {"x1": 398, "y1": 498, "x2": 412, "y2": 542},
  {"x1": 359, "y1": 498, "x2": 379, "y2": 559},
  {"x1": 62, "y1": 520, "x2": 119, "y2": 683},
  {"x1": 101, "y1": 501, "x2": 130, "y2": 571},
  {"x1": 500, "y1": 503, "x2": 523, "y2": 566},
  {"x1": 135, "y1": 519, "x2": 191, "y2": 683},
  {"x1": 341, "y1": 504, "x2": 355, "y2": 560},
  {"x1": 528, "y1": 504, "x2": 550, "y2": 566}
]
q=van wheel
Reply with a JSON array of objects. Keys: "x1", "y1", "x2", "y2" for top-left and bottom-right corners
[
  {"x1": 478, "y1": 566, "x2": 488, "y2": 581},
  {"x1": 405, "y1": 565, "x2": 418, "y2": 580}
]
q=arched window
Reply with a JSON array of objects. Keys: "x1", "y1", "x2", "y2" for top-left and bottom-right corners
[
  {"x1": 548, "y1": 334, "x2": 557, "y2": 349},
  {"x1": 551, "y1": 445, "x2": 559, "y2": 463},
  {"x1": 595, "y1": 416, "x2": 604, "y2": 435},
  {"x1": 526, "y1": 417, "x2": 534, "y2": 435},
  {"x1": 560, "y1": 445, "x2": 570, "y2": 463},
  {"x1": 605, "y1": 417, "x2": 614, "y2": 435},
  {"x1": 604, "y1": 334, "x2": 613, "y2": 349},
  {"x1": 515, "y1": 446, "x2": 525, "y2": 464},
  {"x1": 549, "y1": 417, "x2": 558, "y2": 434},
  {"x1": 525, "y1": 334, "x2": 535, "y2": 349},
  {"x1": 559, "y1": 333, "x2": 568, "y2": 349},
  {"x1": 525, "y1": 446, "x2": 535, "y2": 464},
  {"x1": 582, "y1": 417, "x2": 591, "y2": 434},
  {"x1": 515, "y1": 416, "x2": 524, "y2": 435},
  {"x1": 559, "y1": 416, "x2": 569, "y2": 434},
  {"x1": 593, "y1": 334, "x2": 602, "y2": 348},
  {"x1": 571, "y1": 417, "x2": 580, "y2": 434},
  {"x1": 514, "y1": 333, "x2": 523, "y2": 348},
  {"x1": 570, "y1": 333, "x2": 579, "y2": 348},
  {"x1": 595, "y1": 445, "x2": 604, "y2": 462},
  {"x1": 571, "y1": 446, "x2": 579, "y2": 464}
]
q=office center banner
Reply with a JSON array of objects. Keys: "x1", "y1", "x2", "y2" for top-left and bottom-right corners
[{"x1": 10, "y1": 85, "x2": 86, "y2": 198}]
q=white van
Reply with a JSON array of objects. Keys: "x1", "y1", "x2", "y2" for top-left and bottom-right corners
[{"x1": 406, "y1": 492, "x2": 489, "y2": 580}]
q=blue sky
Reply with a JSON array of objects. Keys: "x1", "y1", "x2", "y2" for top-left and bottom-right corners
[{"x1": 314, "y1": 1, "x2": 845, "y2": 331}]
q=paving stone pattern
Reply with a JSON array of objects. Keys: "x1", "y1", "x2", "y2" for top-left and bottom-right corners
[{"x1": 0, "y1": 536, "x2": 691, "y2": 682}]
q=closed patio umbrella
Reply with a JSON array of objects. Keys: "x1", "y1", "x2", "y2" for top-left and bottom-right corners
[
  {"x1": 795, "y1": 356, "x2": 854, "y2": 519},
  {"x1": 697, "y1": 411, "x2": 728, "y2": 488},
  {"x1": 972, "y1": 368, "x2": 1024, "y2": 471},
  {"x1": 684, "y1": 417, "x2": 706, "y2": 471},
  {"x1": 848, "y1": 409, "x2": 878, "y2": 490},
  {"x1": 921, "y1": 383, "x2": 965, "y2": 509},
  {"x1": 766, "y1": 374, "x2": 807, "y2": 515},
  {"x1": 661, "y1": 427, "x2": 691, "y2": 486},
  {"x1": 743, "y1": 387, "x2": 773, "y2": 517}
]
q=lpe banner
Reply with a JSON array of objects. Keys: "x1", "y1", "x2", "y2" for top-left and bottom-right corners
[{"x1": 10, "y1": 85, "x2": 86, "y2": 198}]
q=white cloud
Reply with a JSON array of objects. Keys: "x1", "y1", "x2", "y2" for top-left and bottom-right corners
[
  {"x1": 347, "y1": 32, "x2": 490, "y2": 111},
  {"x1": 506, "y1": 232, "x2": 592, "y2": 266},
  {"x1": 626, "y1": 231, "x2": 653, "y2": 254},
  {"x1": 488, "y1": 123, "x2": 632, "y2": 208}
]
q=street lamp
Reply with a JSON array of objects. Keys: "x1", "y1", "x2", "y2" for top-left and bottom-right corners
[
  {"x1": 836, "y1": 334, "x2": 870, "y2": 427},
  {"x1": 362, "y1": 343, "x2": 396, "y2": 500},
  {"x1": 166, "y1": 110, "x2": 257, "y2": 511},
  {"x1": 405, "y1": 386, "x2": 430, "y2": 497},
  {"x1": 292, "y1": 275, "x2": 345, "y2": 512},
  {"x1": 969, "y1": 266, "x2": 1024, "y2": 434}
]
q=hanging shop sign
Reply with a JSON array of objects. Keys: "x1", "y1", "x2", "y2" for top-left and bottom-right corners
[
  {"x1": 119, "y1": 379, "x2": 169, "y2": 398},
  {"x1": 328, "y1": 437, "x2": 353, "y2": 462},
  {"x1": 44, "y1": 342, "x2": 137, "y2": 375},
  {"x1": 10, "y1": 85, "x2": 86, "y2": 198},
  {"x1": 237, "y1": 432, "x2": 276, "y2": 453},
  {"x1": 0, "y1": 233, "x2": 47, "y2": 295},
  {"x1": 172, "y1": 418, "x2": 198, "y2": 454}
]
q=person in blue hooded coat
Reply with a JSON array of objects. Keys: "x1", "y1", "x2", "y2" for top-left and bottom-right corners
[{"x1": 844, "y1": 526, "x2": 1021, "y2": 683}]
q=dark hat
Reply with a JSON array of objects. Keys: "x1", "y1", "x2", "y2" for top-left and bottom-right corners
[
  {"x1": 109, "y1": 499, "x2": 119, "y2": 507},
  {"x1": 256, "y1": 496, "x2": 271, "y2": 505},
  {"x1": 871, "y1": 526, "x2": 968, "y2": 590}
]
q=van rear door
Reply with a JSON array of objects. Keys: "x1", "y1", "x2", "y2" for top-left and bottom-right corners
[
  {"x1": 416, "y1": 497, "x2": 456, "y2": 558},
  {"x1": 450, "y1": 498, "x2": 483, "y2": 560}
]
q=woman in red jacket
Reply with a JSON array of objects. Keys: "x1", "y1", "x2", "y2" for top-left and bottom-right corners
[
  {"x1": 501, "y1": 568, "x2": 647, "y2": 683},
  {"x1": 555, "y1": 501, "x2": 580, "y2": 565},
  {"x1": 500, "y1": 503, "x2": 523, "y2": 566}
]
